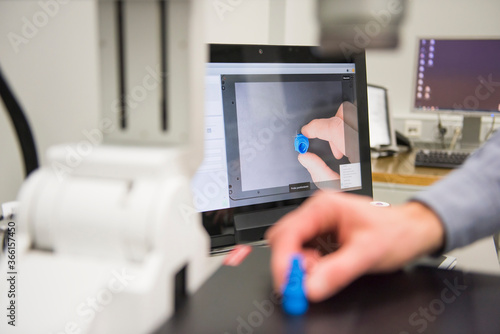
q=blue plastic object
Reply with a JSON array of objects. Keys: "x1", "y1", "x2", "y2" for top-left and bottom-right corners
[
  {"x1": 282, "y1": 255, "x2": 308, "y2": 316},
  {"x1": 294, "y1": 134, "x2": 309, "y2": 154}
]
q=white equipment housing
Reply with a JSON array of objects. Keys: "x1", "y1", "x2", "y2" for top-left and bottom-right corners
[{"x1": 0, "y1": 1, "x2": 209, "y2": 333}]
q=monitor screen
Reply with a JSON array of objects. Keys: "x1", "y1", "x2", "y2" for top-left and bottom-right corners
[
  {"x1": 413, "y1": 39, "x2": 500, "y2": 114},
  {"x1": 192, "y1": 44, "x2": 372, "y2": 248}
]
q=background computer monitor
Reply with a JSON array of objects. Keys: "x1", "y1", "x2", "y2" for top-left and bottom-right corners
[
  {"x1": 368, "y1": 84, "x2": 398, "y2": 153},
  {"x1": 412, "y1": 38, "x2": 500, "y2": 146},
  {"x1": 192, "y1": 44, "x2": 372, "y2": 249}
]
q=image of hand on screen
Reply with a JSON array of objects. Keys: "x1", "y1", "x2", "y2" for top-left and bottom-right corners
[
  {"x1": 298, "y1": 101, "x2": 360, "y2": 183},
  {"x1": 267, "y1": 129, "x2": 500, "y2": 303}
]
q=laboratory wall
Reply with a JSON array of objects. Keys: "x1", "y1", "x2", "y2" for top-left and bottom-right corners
[
  {"x1": 206, "y1": 0, "x2": 500, "y2": 123},
  {"x1": 204, "y1": 0, "x2": 318, "y2": 46},
  {"x1": 206, "y1": 0, "x2": 500, "y2": 137},
  {"x1": 366, "y1": 0, "x2": 500, "y2": 117},
  {"x1": 0, "y1": 1, "x2": 101, "y2": 204}
]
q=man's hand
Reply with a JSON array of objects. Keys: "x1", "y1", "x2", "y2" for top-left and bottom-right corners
[
  {"x1": 298, "y1": 152, "x2": 340, "y2": 183},
  {"x1": 265, "y1": 191, "x2": 445, "y2": 302},
  {"x1": 301, "y1": 111, "x2": 346, "y2": 160},
  {"x1": 298, "y1": 102, "x2": 359, "y2": 183}
]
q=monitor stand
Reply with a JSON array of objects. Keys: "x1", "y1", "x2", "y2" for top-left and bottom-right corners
[
  {"x1": 461, "y1": 116, "x2": 482, "y2": 148},
  {"x1": 233, "y1": 205, "x2": 297, "y2": 244}
]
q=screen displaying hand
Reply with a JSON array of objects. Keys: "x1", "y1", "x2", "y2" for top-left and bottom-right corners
[{"x1": 298, "y1": 101, "x2": 359, "y2": 184}]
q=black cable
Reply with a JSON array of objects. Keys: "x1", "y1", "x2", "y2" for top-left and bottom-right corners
[
  {"x1": 0, "y1": 65, "x2": 39, "y2": 177},
  {"x1": 160, "y1": 0, "x2": 168, "y2": 132},
  {"x1": 437, "y1": 113, "x2": 447, "y2": 148},
  {"x1": 484, "y1": 114, "x2": 496, "y2": 142},
  {"x1": 116, "y1": 1, "x2": 127, "y2": 129}
]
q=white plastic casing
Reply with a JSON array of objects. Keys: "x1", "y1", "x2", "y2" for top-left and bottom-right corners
[{"x1": 0, "y1": 1, "x2": 210, "y2": 333}]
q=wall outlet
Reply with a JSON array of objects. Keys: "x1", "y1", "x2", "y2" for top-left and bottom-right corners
[{"x1": 405, "y1": 120, "x2": 422, "y2": 138}]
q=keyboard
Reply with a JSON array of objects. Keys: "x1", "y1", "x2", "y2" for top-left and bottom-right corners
[{"x1": 414, "y1": 149, "x2": 470, "y2": 169}]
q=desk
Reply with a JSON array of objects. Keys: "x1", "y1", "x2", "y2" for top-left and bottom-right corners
[
  {"x1": 371, "y1": 150, "x2": 450, "y2": 207},
  {"x1": 371, "y1": 151, "x2": 451, "y2": 187},
  {"x1": 157, "y1": 247, "x2": 500, "y2": 334}
]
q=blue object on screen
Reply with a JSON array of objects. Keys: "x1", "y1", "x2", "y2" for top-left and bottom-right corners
[
  {"x1": 294, "y1": 134, "x2": 309, "y2": 154},
  {"x1": 282, "y1": 255, "x2": 308, "y2": 316}
]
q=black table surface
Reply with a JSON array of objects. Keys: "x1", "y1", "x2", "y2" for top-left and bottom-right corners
[{"x1": 156, "y1": 246, "x2": 500, "y2": 334}]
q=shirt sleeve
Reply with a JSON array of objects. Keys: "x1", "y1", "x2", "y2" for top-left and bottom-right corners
[{"x1": 411, "y1": 130, "x2": 500, "y2": 253}]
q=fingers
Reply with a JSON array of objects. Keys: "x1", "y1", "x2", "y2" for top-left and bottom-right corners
[
  {"x1": 304, "y1": 203, "x2": 445, "y2": 301},
  {"x1": 340, "y1": 101, "x2": 358, "y2": 131},
  {"x1": 267, "y1": 192, "x2": 380, "y2": 300},
  {"x1": 304, "y1": 242, "x2": 374, "y2": 302},
  {"x1": 298, "y1": 153, "x2": 340, "y2": 183},
  {"x1": 335, "y1": 103, "x2": 344, "y2": 120},
  {"x1": 268, "y1": 239, "x2": 302, "y2": 291},
  {"x1": 301, "y1": 118, "x2": 345, "y2": 159},
  {"x1": 266, "y1": 191, "x2": 345, "y2": 290},
  {"x1": 330, "y1": 144, "x2": 344, "y2": 160},
  {"x1": 301, "y1": 118, "x2": 340, "y2": 142},
  {"x1": 267, "y1": 192, "x2": 445, "y2": 303},
  {"x1": 301, "y1": 248, "x2": 322, "y2": 272}
]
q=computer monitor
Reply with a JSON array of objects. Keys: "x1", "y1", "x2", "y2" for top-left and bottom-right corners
[
  {"x1": 412, "y1": 38, "x2": 500, "y2": 147},
  {"x1": 367, "y1": 84, "x2": 398, "y2": 153},
  {"x1": 192, "y1": 44, "x2": 372, "y2": 249}
]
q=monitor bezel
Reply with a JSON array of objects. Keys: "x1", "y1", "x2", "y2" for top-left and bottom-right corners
[{"x1": 203, "y1": 44, "x2": 373, "y2": 248}]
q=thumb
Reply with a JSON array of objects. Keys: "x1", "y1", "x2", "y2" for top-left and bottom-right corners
[{"x1": 298, "y1": 153, "x2": 339, "y2": 183}]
